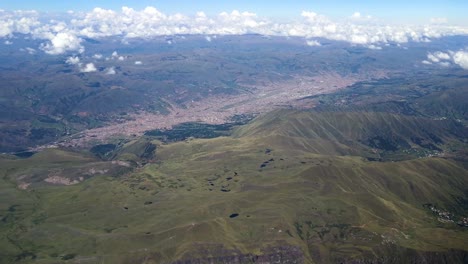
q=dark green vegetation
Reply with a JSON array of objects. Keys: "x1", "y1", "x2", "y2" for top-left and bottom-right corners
[
  {"x1": 145, "y1": 122, "x2": 235, "y2": 142},
  {"x1": 1, "y1": 107, "x2": 467, "y2": 263},
  {"x1": 144, "y1": 115, "x2": 253, "y2": 142}
]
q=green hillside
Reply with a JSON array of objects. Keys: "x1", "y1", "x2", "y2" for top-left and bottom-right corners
[
  {"x1": 1, "y1": 110, "x2": 467, "y2": 263},
  {"x1": 235, "y1": 110, "x2": 467, "y2": 160}
]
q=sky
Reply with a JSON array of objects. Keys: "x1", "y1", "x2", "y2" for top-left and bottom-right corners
[{"x1": 1, "y1": 0, "x2": 467, "y2": 24}]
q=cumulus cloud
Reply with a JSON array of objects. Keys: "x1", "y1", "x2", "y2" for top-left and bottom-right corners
[
  {"x1": 4, "y1": 40, "x2": 12, "y2": 45},
  {"x1": 65, "y1": 56, "x2": 80, "y2": 65},
  {"x1": 80, "y1": 63, "x2": 97, "y2": 72},
  {"x1": 67, "y1": 7, "x2": 467, "y2": 45},
  {"x1": 424, "y1": 49, "x2": 468, "y2": 69},
  {"x1": 1, "y1": 7, "x2": 468, "y2": 53},
  {"x1": 216, "y1": 10, "x2": 264, "y2": 33},
  {"x1": 439, "y1": 61, "x2": 451, "y2": 67},
  {"x1": 134, "y1": 61, "x2": 142, "y2": 65},
  {"x1": 427, "y1": 51, "x2": 451, "y2": 63},
  {"x1": 93, "y1": 53, "x2": 103, "y2": 59},
  {"x1": 436, "y1": 52, "x2": 451, "y2": 60},
  {"x1": 351, "y1": 12, "x2": 361, "y2": 19},
  {"x1": 0, "y1": 10, "x2": 40, "y2": 37},
  {"x1": 367, "y1": 44, "x2": 382, "y2": 50},
  {"x1": 453, "y1": 50, "x2": 468, "y2": 69},
  {"x1": 40, "y1": 32, "x2": 83, "y2": 54},
  {"x1": 350, "y1": 12, "x2": 372, "y2": 21},
  {"x1": 425, "y1": 51, "x2": 452, "y2": 66},
  {"x1": 21, "y1": 47, "x2": 36, "y2": 54},
  {"x1": 105, "y1": 67, "x2": 116, "y2": 75},
  {"x1": 306, "y1": 39, "x2": 321, "y2": 46}
]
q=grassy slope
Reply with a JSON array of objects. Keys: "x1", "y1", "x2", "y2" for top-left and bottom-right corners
[
  {"x1": 0, "y1": 111, "x2": 467, "y2": 263},
  {"x1": 234, "y1": 110, "x2": 466, "y2": 159}
]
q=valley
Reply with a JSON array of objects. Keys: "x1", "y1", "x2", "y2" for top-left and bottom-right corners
[
  {"x1": 0, "y1": 35, "x2": 467, "y2": 264},
  {"x1": 0, "y1": 34, "x2": 416, "y2": 153},
  {"x1": 53, "y1": 72, "x2": 359, "y2": 148}
]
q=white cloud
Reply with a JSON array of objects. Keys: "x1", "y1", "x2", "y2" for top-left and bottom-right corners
[
  {"x1": 350, "y1": 12, "x2": 372, "y2": 21},
  {"x1": 4, "y1": 40, "x2": 12, "y2": 45},
  {"x1": 424, "y1": 49, "x2": 468, "y2": 69},
  {"x1": 351, "y1": 12, "x2": 361, "y2": 19},
  {"x1": 306, "y1": 39, "x2": 321, "y2": 46},
  {"x1": 439, "y1": 61, "x2": 451, "y2": 67},
  {"x1": 367, "y1": 44, "x2": 382, "y2": 50},
  {"x1": 0, "y1": 11, "x2": 40, "y2": 37},
  {"x1": 425, "y1": 50, "x2": 452, "y2": 66},
  {"x1": 1, "y1": 7, "x2": 468, "y2": 53},
  {"x1": 40, "y1": 32, "x2": 83, "y2": 54},
  {"x1": 453, "y1": 50, "x2": 468, "y2": 69},
  {"x1": 429, "y1": 51, "x2": 451, "y2": 62},
  {"x1": 434, "y1": 51, "x2": 450, "y2": 60},
  {"x1": 205, "y1": 36, "x2": 212, "y2": 42},
  {"x1": 80, "y1": 63, "x2": 97, "y2": 72},
  {"x1": 118, "y1": 56, "x2": 125, "y2": 61},
  {"x1": 105, "y1": 67, "x2": 116, "y2": 75},
  {"x1": 134, "y1": 61, "x2": 142, "y2": 65},
  {"x1": 93, "y1": 53, "x2": 103, "y2": 59},
  {"x1": 301, "y1": 11, "x2": 326, "y2": 23},
  {"x1": 65, "y1": 56, "x2": 80, "y2": 65},
  {"x1": 427, "y1": 54, "x2": 440, "y2": 63},
  {"x1": 215, "y1": 10, "x2": 264, "y2": 34},
  {"x1": 350, "y1": 34, "x2": 368, "y2": 44},
  {"x1": 21, "y1": 47, "x2": 36, "y2": 54}
]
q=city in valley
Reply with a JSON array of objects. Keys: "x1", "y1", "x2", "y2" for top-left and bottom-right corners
[{"x1": 53, "y1": 72, "x2": 370, "y2": 148}]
